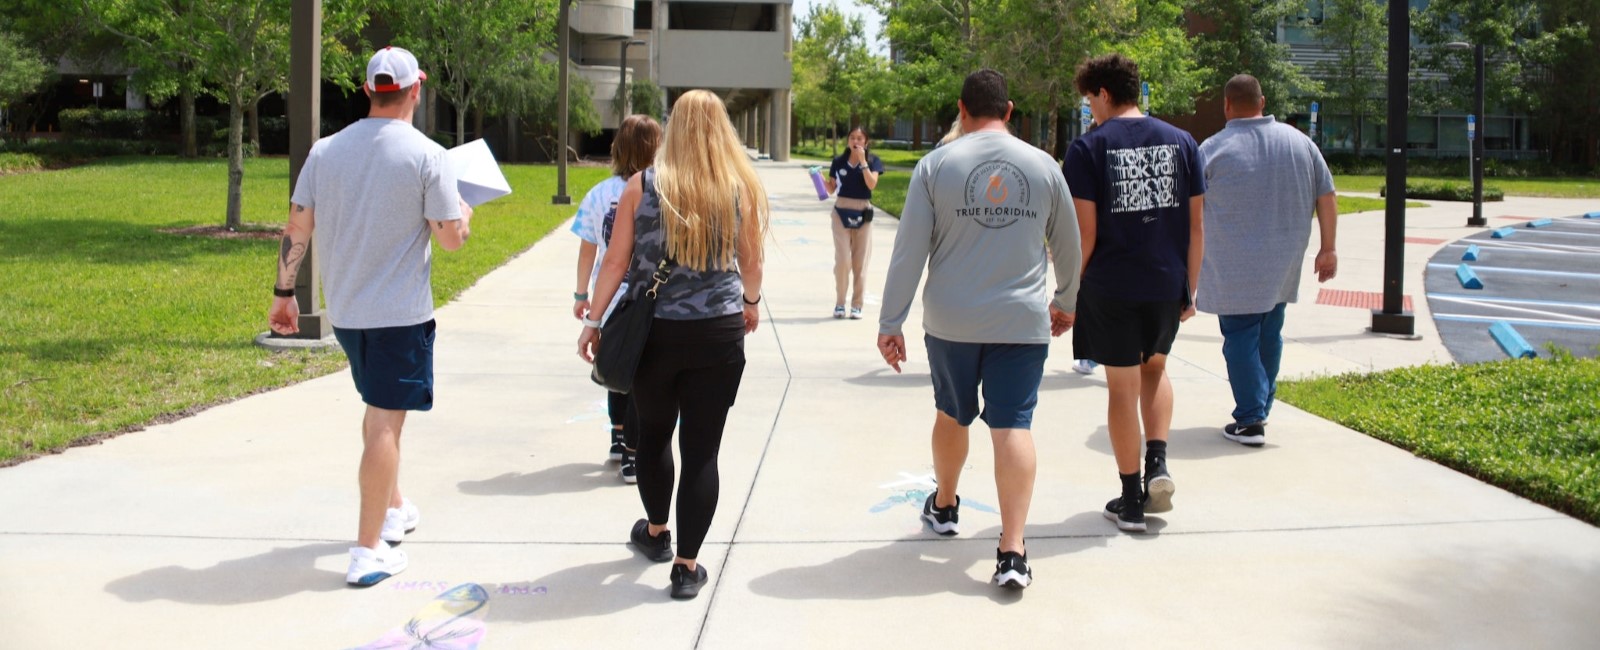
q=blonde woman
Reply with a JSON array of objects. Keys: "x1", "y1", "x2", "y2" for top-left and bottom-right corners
[{"x1": 578, "y1": 90, "x2": 768, "y2": 600}]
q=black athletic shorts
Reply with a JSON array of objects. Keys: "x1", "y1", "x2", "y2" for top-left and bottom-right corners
[{"x1": 1072, "y1": 289, "x2": 1183, "y2": 367}]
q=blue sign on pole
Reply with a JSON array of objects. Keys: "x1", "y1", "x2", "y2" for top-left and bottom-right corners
[
  {"x1": 1467, "y1": 114, "x2": 1476, "y2": 141},
  {"x1": 1309, "y1": 101, "x2": 1320, "y2": 138},
  {"x1": 1080, "y1": 97, "x2": 1091, "y2": 131},
  {"x1": 1140, "y1": 82, "x2": 1150, "y2": 115}
]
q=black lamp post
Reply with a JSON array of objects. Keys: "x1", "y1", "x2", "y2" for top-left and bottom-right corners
[
  {"x1": 553, "y1": 0, "x2": 572, "y2": 205},
  {"x1": 1446, "y1": 41, "x2": 1488, "y2": 227},
  {"x1": 619, "y1": 39, "x2": 646, "y2": 117},
  {"x1": 1372, "y1": 0, "x2": 1416, "y2": 336}
]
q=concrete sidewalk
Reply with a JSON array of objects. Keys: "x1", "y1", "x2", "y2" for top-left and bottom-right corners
[{"x1": 1, "y1": 160, "x2": 1596, "y2": 649}]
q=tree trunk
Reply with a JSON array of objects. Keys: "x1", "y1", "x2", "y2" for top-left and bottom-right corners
[
  {"x1": 180, "y1": 87, "x2": 197, "y2": 158},
  {"x1": 226, "y1": 90, "x2": 246, "y2": 230},
  {"x1": 912, "y1": 114, "x2": 923, "y2": 151},
  {"x1": 1354, "y1": 112, "x2": 1364, "y2": 156},
  {"x1": 473, "y1": 108, "x2": 484, "y2": 144},
  {"x1": 248, "y1": 97, "x2": 261, "y2": 152},
  {"x1": 507, "y1": 114, "x2": 519, "y2": 162},
  {"x1": 455, "y1": 87, "x2": 468, "y2": 146}
]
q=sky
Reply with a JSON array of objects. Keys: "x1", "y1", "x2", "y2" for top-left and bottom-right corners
[{"x1": 792, "y1": 0, "x2": 889, "y2": 55}]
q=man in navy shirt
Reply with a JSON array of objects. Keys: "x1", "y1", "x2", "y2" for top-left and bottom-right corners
[{"x1": 1062, "y1": 53, "x2": 1205, "y2": 533}]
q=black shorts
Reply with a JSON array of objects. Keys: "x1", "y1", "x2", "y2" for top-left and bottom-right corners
[
  {"x1": 334, "y1": 319, "x2": 436, "y2": 411},
  {"x1": 1072, "y1": 290, "x2": 1183, "y2": 367}
]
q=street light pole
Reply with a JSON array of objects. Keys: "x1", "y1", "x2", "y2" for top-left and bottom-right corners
[
  {"x1": 1470, "y1": 43, "x2": 1487, "y2": 227},
  {"x1": 1372, "y1": 0, "x2": 1415, "y2": 336},
  {"x1": 619, "y1": 39, "x2": 645, "y2": 118},
  {"x1": 1446, "y1": 41, "x2": 1489, "y2": 228},
  {"x1": 553, "y1": 0, "x2": 572, "y2": 205}
]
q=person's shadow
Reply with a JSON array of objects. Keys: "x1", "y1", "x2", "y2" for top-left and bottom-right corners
[
  {"x1": 1084, "y1": 425, "x2": 1272, "y2": 459},
  {"x1": 457, "y1": 463, "x2": 617, "y2": 497},
  {"x1": 486, "y1": 555, "x2": 669, "y2": 622},
  {"x1": 746, "y1": 512, "x2": 1114, "y2": 604},
  {"x1": 104, "y1": 542, "x2": 349, "y2": 605}
]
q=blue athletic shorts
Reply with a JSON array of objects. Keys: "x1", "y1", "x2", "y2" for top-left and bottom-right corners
[
  {"x1": 334, "y1": 319, "x2": 436, "y2": 411},
  {"x1": 924, "y1": 335, "x2": 1048, "y2": 429}
]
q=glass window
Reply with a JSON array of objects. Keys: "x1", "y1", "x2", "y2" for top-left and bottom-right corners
[
  {"x1": 1407, "y1": 116, "x2": 1437, "y2": 149},
  {"x1": 1439, "y1": 116, "x2": 1468, "y2": 152},
  {"x1": 635, "y1": 1, "x2": 653, "y2": 30}
]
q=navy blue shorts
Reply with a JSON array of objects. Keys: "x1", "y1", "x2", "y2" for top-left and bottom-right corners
[
  {"x1": 334, "y1": 319, "x2": 436, "y2": 411},
  {"x1": 924, "y1": 335, "x2": 1048, "y2": 429}
]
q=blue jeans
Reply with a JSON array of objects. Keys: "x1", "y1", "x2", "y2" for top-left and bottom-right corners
[{"x1": 1218, "y1": 303, "x2": 1287, "y2": 426}]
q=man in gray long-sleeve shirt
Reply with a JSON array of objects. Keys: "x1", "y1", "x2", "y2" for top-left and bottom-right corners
[
  {"x1": 1198, "y1": 74, "x2": 1338, "y2": 447},
  {"x1": 877, "y1": 69, "x2": 1081, "y2": 590}
]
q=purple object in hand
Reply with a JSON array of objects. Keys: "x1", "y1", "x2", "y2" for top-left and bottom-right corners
[{"x1": 808, "y1": 166, "x2": 829, "y2": 200}]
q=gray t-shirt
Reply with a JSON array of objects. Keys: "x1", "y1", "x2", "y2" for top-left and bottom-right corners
[
  {"x1": 290, "y1": 118, "x2": 462, "y2": 329},
  {"x1": 1197, "y1": 116, "x2": 1334, "y2": 315},
  {"x1": 879, "y1": 130, "x2": 1082, "y2": 344}
]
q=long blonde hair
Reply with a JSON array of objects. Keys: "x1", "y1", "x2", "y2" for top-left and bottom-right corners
[{"x1": 652, "y1": 90, "x2": 770, "y2": 271}]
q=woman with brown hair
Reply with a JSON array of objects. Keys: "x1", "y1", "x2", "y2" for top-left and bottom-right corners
[
  {"x1": 571, "y1": 114, "x2": 662, "y2": 484},
  {"x1": 578, "y1": 90, "x2": 769, "y2": 599},
  {"x1": 824, "y1": 126, "x2": 883, "y2": 319}
]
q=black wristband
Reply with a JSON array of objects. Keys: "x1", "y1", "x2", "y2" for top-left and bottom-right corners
[
  {"x1": 274, "y1": 287, "x2": 295, "y2": 298},
  {"x1": 742, "y1": 294, "x2": 761, "y2": 305}
]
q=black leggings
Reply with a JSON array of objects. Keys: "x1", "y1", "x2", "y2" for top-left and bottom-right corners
[
  {"x1": 607, "y1": 391, "x2": 638, "y2": 449},
  {"x1": 629, "y1": 315, "x2": 746, "y2": 560}
]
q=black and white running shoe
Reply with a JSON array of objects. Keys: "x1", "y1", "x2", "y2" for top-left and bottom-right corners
[
  {"x1": 993, "y1": 549, "x2": 1032, "y2": 589},
  {"x1": 1223, "y1": 422, "x2": 1266, "y2": 447},
  {"x1": 1103, "y1": 496, "x2": 1147, "y2": 533},
  {"x1": 921, "y1": 492, "x2": 960, "y2": 536},
  {"x1": 1144, "y1": 457, "x2": 1175, "y2": 514}
]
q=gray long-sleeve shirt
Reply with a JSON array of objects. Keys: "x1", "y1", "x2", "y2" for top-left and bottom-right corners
[{"x1": 879, "y1": 131, "x2": 1082, "y2": 344}]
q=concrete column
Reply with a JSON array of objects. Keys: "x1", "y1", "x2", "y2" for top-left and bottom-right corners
[
  {"x1": 761, "y1": 96, "x2": 774, "y2": 156},
  {"x1": 771, "y1": 88, "x2": 791, "y2": 161}
]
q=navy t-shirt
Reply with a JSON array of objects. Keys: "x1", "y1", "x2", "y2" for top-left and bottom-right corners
[
  {"x1": 830, "y1": 152, "x2": 885, "y2": 199},
  {"x1": 1062, "y1": 117, "x2": 1205, "y2": 302}
]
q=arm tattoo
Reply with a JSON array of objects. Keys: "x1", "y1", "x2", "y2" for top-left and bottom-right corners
[{"x1": 276, "y1": 235, "x2": 307, "y2": 289}]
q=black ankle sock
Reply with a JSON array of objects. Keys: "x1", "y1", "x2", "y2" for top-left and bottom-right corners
[
  {"x1": 1119, "y1": 472, "x2": 1142, "y2": 500},
  {"x1": 1145, "y1": 439, "x2": 1167, "y2": 460}
]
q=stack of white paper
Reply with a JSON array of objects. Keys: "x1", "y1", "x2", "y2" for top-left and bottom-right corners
[{"x1": 445, "y1": 139, "x2": 513, "y2": 207}]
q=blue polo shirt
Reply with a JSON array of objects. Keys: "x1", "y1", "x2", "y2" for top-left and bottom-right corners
[
  {"x1": 1062, "y1": 117, "x2": 1205, "y2": 302},
  {"x1": 830, "y1": 152, "x2": 885, "y2": 200}
]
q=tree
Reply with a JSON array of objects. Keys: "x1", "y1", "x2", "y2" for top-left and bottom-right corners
[
  {"x1": 792, "y1": 2, "x2": 873, "y2": 153},
  {"x1": 381, "y1": 0, "x2": 558, "y2": 146},
  {"x1": 1313, "y1": 0, "x2": 1386, "y2": 154},
  {"x1": 0, "y1": 31, "x2": 49, "y2": 108},
  {"x1": 503, "y1": 59, "x2": 601, "y2": 161},
  {"x1": 2, "y1": 1, "x2": 114, "y2": 133},
  {"x1": 1192, "y1": 0, "x2": 1321, "y2": 113},
  {"x1": 871, "y1": 0, "x2": 984, "y2": 148},
  {"x1": 1532, "y1": 0, "x2": 1600, "y2": 166},
  {"x1": 82, "y1": 0, "x2": 209, "y2": 157}
]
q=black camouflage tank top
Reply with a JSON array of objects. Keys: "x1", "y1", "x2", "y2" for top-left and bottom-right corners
[{"x1": 629, "y1": 168, "x2": 745, "y2": 320}]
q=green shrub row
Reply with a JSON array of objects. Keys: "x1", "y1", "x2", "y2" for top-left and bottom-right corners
[
  {"x1": 0, "y1": 152, "x2": 44, "y2": 174},
  {"x1": 1324, "y1": 153, "x2": 1598, "y2": 178},
  {"x1": 1379, "y1": 181, "x2": 1506, "y2": 202}
]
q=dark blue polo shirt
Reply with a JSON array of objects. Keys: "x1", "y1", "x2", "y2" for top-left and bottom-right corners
[{"x1": 830, "y1": 152, "x2": 885, "y2": 200}]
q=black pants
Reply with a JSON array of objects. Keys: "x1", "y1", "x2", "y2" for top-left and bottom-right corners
[
  {"x1": 607, "y1": 391, "x2": 638, "y2": 449},
  {"x1": 629, "y1": 314, "x2": 746, "y2": 560}
]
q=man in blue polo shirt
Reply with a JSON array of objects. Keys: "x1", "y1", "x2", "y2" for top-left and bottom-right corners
[{"x1": 1063, "y1": 53, "x2": 1205, "y2": 534}]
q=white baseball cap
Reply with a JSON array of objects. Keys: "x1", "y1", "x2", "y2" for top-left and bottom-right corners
[{"x1": 366, "y1": 46, "x2": 427, "y2": 93}]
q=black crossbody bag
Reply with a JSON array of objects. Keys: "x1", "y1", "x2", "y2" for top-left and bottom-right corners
[{"x1": 591, "y1": 255, "x2": 673, "y2": 394}]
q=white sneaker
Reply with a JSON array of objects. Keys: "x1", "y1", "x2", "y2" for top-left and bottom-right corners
[
  {"x1": 379, "y1": 498, "x2": 420, "y2": 545},
  {"x1": 1073, "y1": 359, "x2": 1098, "y2": 375},
  {"x1": 346, "y1": 544, "x2": 408, "y2": 587}
]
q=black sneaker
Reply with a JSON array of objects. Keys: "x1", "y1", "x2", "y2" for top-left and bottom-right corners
[
  {"x1": 609, "y1": 428, "x2": 626, "y2": 462},
  {"x1": 619, "y1": 449, "x2": 638, "y2": 484},
  {"x1": 629, "y1": 518, "x2": 673, "y2": 562},
  {"x1": 921, "y1": 492, "x2": 960, "y2": 535},
  {"x1": 1223, "y1": 422, "x2": 1266, "y2": 447},
  {"x1": 1103, "y1": 496, "x2": 1147, "y2": 533},
  {"x1": 1143, "y1": 456, "x2": 1175, "y2": 514},
  {"x1": 992, "y1": 549, "x2": 1032, "y2": 589},
  {"x1": 669, "y1": 562, "x2": 709, "y2": 599}
]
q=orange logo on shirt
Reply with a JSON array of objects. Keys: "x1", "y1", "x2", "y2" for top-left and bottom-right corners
[{"x1": 986, "y1": 176, "x2": 1009, "y2": 203}]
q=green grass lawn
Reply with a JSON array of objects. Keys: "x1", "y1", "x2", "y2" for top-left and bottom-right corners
[
  {"x1": 1280, "y1": 353, "x2": 1600, "y2": 525},
  {"x1": 868, "y1": 174, "x2": 1416, "y2": 219},
  {"x1": 0, "y1": 156, "x2": 608, "y2": 465},
  {"x1": 1335, "y1": 175, "x2": 1600, "y2": 199}
]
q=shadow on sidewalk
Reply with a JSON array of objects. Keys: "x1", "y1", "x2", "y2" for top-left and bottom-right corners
[
  {"x1": 747, "y1": 513, "x2": 1111, "y2": 603},
  {"x1": 104, "y1": 542, "x2": 348, "y2": 605},
  {"x1": 843, "y1": 370, "x2": 932, "y2": 388},
  {"x1": 458, "y1": 463, "x2": 619, "y2": 497},
  {"x1": 486, "y1": 556, "x2": 668, "y2": 622},
  {"x1": 1083, "y1": 426, "x2": 1272, "y2": 460}
]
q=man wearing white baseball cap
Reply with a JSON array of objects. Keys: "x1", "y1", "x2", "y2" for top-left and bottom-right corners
[{"x1": 268, "y1": 45, "x2": 471, "y2": 588}]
